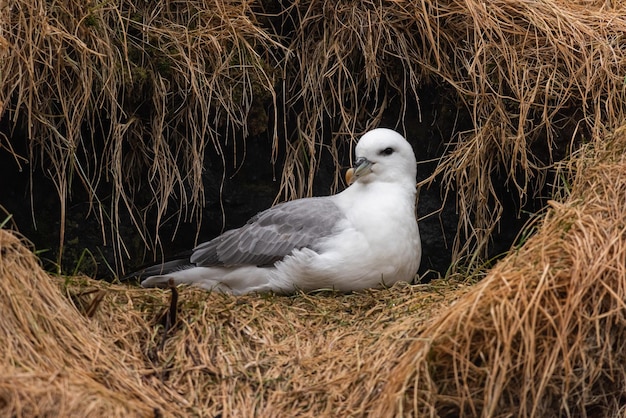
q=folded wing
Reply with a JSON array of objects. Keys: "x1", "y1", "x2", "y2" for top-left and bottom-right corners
[{"x1": 191, "y1": 197, "x2": 344, "y2": 267}]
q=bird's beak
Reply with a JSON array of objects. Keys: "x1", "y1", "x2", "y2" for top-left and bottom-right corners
[{"x1": 345, "y1": 157, "x2": 373, "y2": 185}]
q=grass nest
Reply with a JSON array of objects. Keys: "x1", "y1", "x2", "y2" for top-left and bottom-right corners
[
  {"x1": 0, "y1": 227, "x2": 469, "y2": 416},
  {"x1": 3, "y1": 123, "x2": 626, "y2": 416}
]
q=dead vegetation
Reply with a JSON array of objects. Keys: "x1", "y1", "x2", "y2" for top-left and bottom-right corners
[
  {"x1": 0, "y1": 227, "x2": 470, "y2": 416},
  {"x1": 376, "y1": 125, "x2": 626, "y2": 417},
  {"x1": 3, "y1": 0, "x2": 626, "y2": 270},
  {"x1": 1, "y1": 0, "x2": 282, "y2": 267},
  {"x1": 3, "y1": 123, "x2": 626, "y2": 416},
  {"x1": 0, "y1": 231, "x2": 171, "y2": 416},
  {"x1": 3, "y1": 0, "x2": 626, "y2": 415}
]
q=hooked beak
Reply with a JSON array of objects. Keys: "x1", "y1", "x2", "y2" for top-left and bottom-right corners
[{"x1": 345, "y1": 157, "x2": 374, "y2": 185}]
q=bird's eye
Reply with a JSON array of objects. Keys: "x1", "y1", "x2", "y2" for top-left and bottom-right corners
[{"x1": 380, "y1": 147, "x2": 394, "y2": 156}]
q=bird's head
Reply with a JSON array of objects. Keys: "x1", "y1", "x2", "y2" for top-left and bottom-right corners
[{"x1": 345, "y1": 128, "x2": 417, "y2": 188}]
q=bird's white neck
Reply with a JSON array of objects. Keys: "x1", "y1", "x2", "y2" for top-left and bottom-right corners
[{"x1": 335, "y1": 180, "x2": 417, "y2": 214}]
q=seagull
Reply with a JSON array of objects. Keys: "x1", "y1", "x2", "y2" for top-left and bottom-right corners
[{"x1": 138, "y1": 128, "x2": 421, "y2": 295}]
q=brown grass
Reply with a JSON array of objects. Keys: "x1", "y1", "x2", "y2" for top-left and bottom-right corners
[
  {"x1": 376, "y1": 125, "x2": 626, "y2": 417},
  {"x1": 0, "y1": 231, "x2": 172, "y2": 416},
  {"x1": 424, "y1": 0, "x2": 626, "y2": 261},
  {"x1": 0, "y1": 227, "x2": 470, "y2": 416},
  {"x1": 3, "y1": 0, "x2": 626, "y2": 271},
  {"x1": 4, "y1": 122, "x2": 626, "y2": 415},
  {"x1": 1, "y1": 0, "x2": 281, "y2": 267}
]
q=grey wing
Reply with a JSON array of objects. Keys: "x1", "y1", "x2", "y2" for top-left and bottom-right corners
[{"x1": 190, "y1": 197, "x2": 345, "y2": 267}]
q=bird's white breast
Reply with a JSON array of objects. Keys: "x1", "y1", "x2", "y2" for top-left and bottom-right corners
[{"x1": 272, "y1": 181, "x2": 421, "y2": 292}]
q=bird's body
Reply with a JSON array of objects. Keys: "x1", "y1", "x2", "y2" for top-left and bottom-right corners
[{"x1": 139, "y1": 128, "x2": 421, "y2": 295}]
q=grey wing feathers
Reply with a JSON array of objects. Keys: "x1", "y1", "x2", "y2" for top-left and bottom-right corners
[
  {"x1": 132, "y1": 258, "x2": 193, "y2": 280},
  {"x1": 191, "y1": 197, "x2": 343, "y2": 267}
]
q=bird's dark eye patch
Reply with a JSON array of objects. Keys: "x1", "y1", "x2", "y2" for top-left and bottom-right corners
[{"x1": 380, "y1": 147, "x2": 394, "y2": 156}]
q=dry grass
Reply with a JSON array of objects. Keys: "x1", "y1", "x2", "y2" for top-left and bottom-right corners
[
  {"x1": 0, "y1": 230, "x2": 172, "y2": 416},
  {"x1": 4, "y1": 122, "x2": 626, "y2": 415},
  {"x1": 3, "y1": 0, "x2": 626, "y2": 271},
  {"x1": 376, "y1": 125, "x2": 626, "y2": 417},
  {"x1": 0, "y1": 226, "x2": 470, "y2": 416},
  {"x1": 1, "y1": 0, "x2": 282, "y2": 267},
  {"x1": 423, "y1": 0, "x2": 626, "y2": 261}
]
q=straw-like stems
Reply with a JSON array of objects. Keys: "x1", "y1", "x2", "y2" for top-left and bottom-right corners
[
  {"x1": 3, "y1": 0, "x2": 626, "y2": 270},
  {"x1": 377, "y1": 125, "x2": 626, "y2": 417},
  {"x1": 1, "y1": 0, "x2": 281, "y2": 270},
  {"x1": 0, "y1": 230, "x2": 175, "y2": 416},
  {"x1": 0, "y1": 226, "x2": 469, "y2": 416}
]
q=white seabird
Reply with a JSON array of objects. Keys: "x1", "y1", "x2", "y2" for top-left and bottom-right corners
[{"x1": 139, "y1": 128, "x2": 421, "y2": 295}]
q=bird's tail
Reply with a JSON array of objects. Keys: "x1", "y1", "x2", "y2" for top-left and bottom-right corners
[
  {"x1": 141, "y1": 264, "x2": 281, "y2": 295},
  {"x1": 123, "y1": 259, "x2": 193, "y2": 287}
]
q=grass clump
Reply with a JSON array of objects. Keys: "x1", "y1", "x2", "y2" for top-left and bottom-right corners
[
  {"x1": 3, "y1": 123, "x2": 626, "y2": 415},
  {"x1": 377, "y1": 124, "x2": 626, "y2": 417},
  {"x1": 1, "y1": 0, "x2": 281, "y2": 269},
  {"x1": 3, "y1": 0, "x2": 626, "y2": 271},
  {"x1": 0, "y1": 227, "x2": 469, "y2": 416}
]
